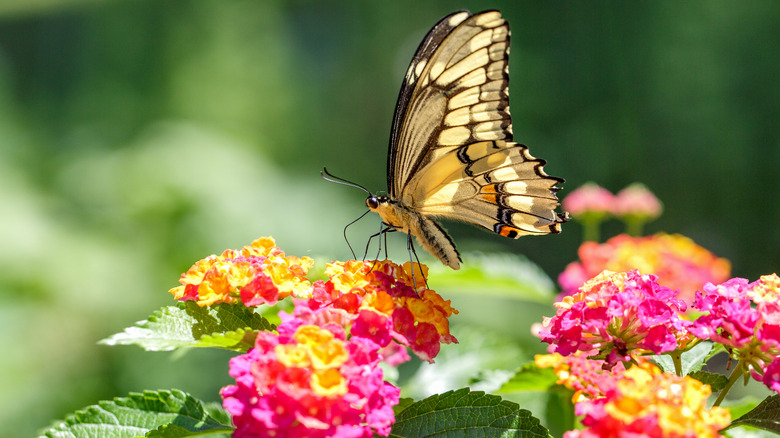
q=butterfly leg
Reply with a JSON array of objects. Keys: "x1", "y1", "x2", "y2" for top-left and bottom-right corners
[
  {"x1": 364, "y1": 222, "x2": 396, "y2": 274},
  {"x1": 406, "y1": 233, "x2": 429, "y2": 291},
  {"x1": 363, "y1": 221, "x2": 386, "y2": 261},
  {"x1": 343, "y1": 209, "x2": 371, "y2": 260}
]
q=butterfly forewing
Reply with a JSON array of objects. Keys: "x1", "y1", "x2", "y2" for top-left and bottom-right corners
[{"x1": 388, "y1": 10, "x2": 512, "y2": 198}]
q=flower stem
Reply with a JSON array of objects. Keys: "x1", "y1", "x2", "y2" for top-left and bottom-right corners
[
  {"x1": 582, "y1": 220, "x2": 601, "y2": 243},
  {"x1": 670, "y1": 351, "x2": 683, "y2": 376},
  {"x1": 713, "y1": 360, "x2": 744, "y2": 407},
  {"x1": 624, "y1": 218, "x2": 644, "y2": 237}
]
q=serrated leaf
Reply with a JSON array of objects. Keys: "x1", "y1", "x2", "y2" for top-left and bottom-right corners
[
  {"x1": 727, "y1": 395, "x2": 780, "y2": 433},
  {"x1": 39, "y1": 389, "x2": 233, "y2": 438},
  {"x1": 688, "y1": 370, "x2": 730, "y2": 392},
  {"x1": 394, "y1": 398, "x2": 415, "y2": 415},
  {"x1": 496, "y1": 363, "x2": 575, "y2": 438},
  {"x1": 389, "y1": 388, "x2": 551, "y2": 438},
  {"x1": 100, "y1": 301, "x2": 274, "y2": 352},
  {"x1": 653, "y1": 341, "x2": 715, "y2": 375},
  {"x1": 723, "y1": 396, "x2": 763, "y2": 422},
  {"x1": 705, "y1": 342, "x2": 727, "y2": 361}
]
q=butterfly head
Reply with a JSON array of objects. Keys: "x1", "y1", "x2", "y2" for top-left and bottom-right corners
[{"x1": 365, "y1": 194, "x2": 390, "y2": 211}]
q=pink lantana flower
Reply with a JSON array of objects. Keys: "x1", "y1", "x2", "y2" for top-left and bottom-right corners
[
  {"x1": 691, "y1": 273, "x2": 780, "y2": 392},
  {"x1": 293, "y1": 260, "x2": 458, "y2": 363},
  {"x1": 558, "y1": 233, "x2": 731, "y2": 302},
  {"x1": 613, "y1": 183, "x2": 663, "y2": 220},
  {"x1": 612, "y1": 183, "x2": 663, "y2": 236},
  {"x1": 562, "y1": 182, "x2": 614, "y2": 217},
  {"x1": 535, "y1": 351, "x2": 645, "y2": 401},
  {"x1": 540, "y1": 270, "x2": 690, "y2": 368},
  {"x1": 563, "y1": 362, "x2": 730, "y2": 438},
  {"x1": 221, "y1": 318, "x2": 400, "y2": 437}
]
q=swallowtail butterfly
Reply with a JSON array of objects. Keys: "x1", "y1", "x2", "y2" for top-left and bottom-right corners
[{"x1": 328, "y1": 10, "x2": 568, "y2": 270}]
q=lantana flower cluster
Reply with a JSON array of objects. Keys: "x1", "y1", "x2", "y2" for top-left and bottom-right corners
[
  {"x1": 559, "y1": 233, "x2": 731, "y2": 301},
  {"x1": 221, "y1": 318, "x2": 399, "y2": 438},
  {"x1": 562, "y1": 362, "x2": 731, "y2": 438},
  {"x1": 535, "y1": 351, "x2": 641, "y2": 401},
  {"x1": 690, "y1": 273, "x2": 780, "y2": 392},
  {"x1": 540, "y1": 270, "x2": 690, "y2": 368},
  {"x1": 542, "y1": 267, "x2": 780, "y2": 435},
  {"x1": 169, "y1": 237, "x2": 458, "y2": 437},
  {"x1": 295, "y1": 260, "x2": 458, "y2": 363},
  {"x1": 169, "y1": 237, "x2": 314, "y2": 306}
]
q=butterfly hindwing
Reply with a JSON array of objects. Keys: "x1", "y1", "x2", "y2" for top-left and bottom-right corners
[{"x1": 408, "y1": 140, "x2": 565, "y2": 237}]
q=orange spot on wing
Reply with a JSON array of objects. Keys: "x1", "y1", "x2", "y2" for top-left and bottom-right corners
[
  {"x1": 481, "y1": 194, "x2": 497, "y2": 203},
  {"x1": 499, "y1": 226, "x2": 519, "y2": 238},
  {"x1": 482, "y1": 184, "x2": 498, "y2": 194}
]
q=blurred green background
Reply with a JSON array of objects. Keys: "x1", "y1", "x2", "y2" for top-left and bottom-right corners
[{"x1": 1, "y1": 0, "x2": 778, "y2": 435}]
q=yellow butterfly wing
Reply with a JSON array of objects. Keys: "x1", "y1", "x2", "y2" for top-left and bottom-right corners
[
  {"x1": 373, "y1": 9, "x2": 566, "y2": 270},
  {"x1": 388, "y1": 10, "x2": 512, "y2": 197},
  {"x1": 408, "y1": 140, "x2": 566, "y2": 238}
]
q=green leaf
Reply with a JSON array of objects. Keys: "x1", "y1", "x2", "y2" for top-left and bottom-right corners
[
  {"x1": 653, "y1": 341, "x2": 715, "y2": 375},
  {"x1": 727, "y1": 395, "x2": 780, "y2": 433},
  {"x1": 39, "y1": 389, "x2": 233, "y2": 438},
  {"x1": 705, "y1": 342, "x2": 728, "y2": 361},
  {"x1": 389, "y1": 388, "x2": 551, "y2": 438},
  {"x1": 497, "y1": 363, "x2": 560, "y2": 392},
  {"x1": 496, "y1": 363, "x2": 575, "y2": 438},
  {"x1": 426, "y1": 252, "x2": 557, "y2": 303},
  {"x1": 723, "y1": 396, "x2": 763, "y2": 423},
  {"x1": 688, "y1": 370, "x2": 730, "y2": 392},
  {"x1": 394, "y1": 397, "x2": 416, "y2": 415},
  {"x1": 99, "y1": 301, "x2": 274, "y2": 352}
]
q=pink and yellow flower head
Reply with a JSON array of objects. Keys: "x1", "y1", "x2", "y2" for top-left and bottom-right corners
[
  {"x1": 535, "y1": 351, "x2": 644, "y2": 402},
  {"x1": 691, "y1": 273, "x2": 780, "y2": 392},
  {"x1": 562, "y1": 182, "x2": 615, "y2": 217},
  {"x1": 300, "y1": 259, "x2": 458, "y2": 363},
  {"x1": 171, "y1": 237, "x2": 460, "y2": 435},
  {"x1": 221, "y1": 318, "x2": 399, "y2": 437},
  {"x1": 563, "y1": 363, "x2": 730, "y2": 438},
  {"x1": 612, "y1": 183, "x2": 663, "y2": 220},
  {"x1": 559, "y1": 233, "x2": 731, "y2": 302},
  {"x1": 540, "y1": 270, "x2": 690, "y2": 368},
  {"x1": 169, "y1": 237, "x2": 313, "y2": 307}
]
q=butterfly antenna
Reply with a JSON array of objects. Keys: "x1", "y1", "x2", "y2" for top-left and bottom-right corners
[{"x1": 321, "y1": 167, "x2": 372, "y2": 195}]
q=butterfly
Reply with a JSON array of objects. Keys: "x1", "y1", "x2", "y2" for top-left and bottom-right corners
[{"x1": 326, "y1": 9, "x2": 568, "y2": 270}]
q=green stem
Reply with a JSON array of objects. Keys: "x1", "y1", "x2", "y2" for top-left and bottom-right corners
[
  {"x1": 669, "y1": 351, "x2": 683, "y2": 376},
  {"x1": 624, "y1": 218, "x2": 644, "y2": 237},
  {"x1": 583, "y1": 220, "x2": 601, "y2": 243},
  {"x1": 713, "y1": 360, "x2": 744, "y2": 407}
]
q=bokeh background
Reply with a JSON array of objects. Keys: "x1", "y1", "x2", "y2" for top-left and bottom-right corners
[{"x1": 1, "y1": 0, "x2": 778, "y2": 435}]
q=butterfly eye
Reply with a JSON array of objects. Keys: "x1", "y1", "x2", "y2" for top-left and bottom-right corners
[{"x1": 366, "y1": 196, "x2": 379, "y2": 210}]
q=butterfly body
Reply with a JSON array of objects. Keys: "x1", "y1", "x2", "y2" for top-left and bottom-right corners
[
  {"x1": 364, "y1": 10, "x2": 567, "y2": 269},
  {"x1": 367, "y1": 195, "x2": 461, "y2": 269}
]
